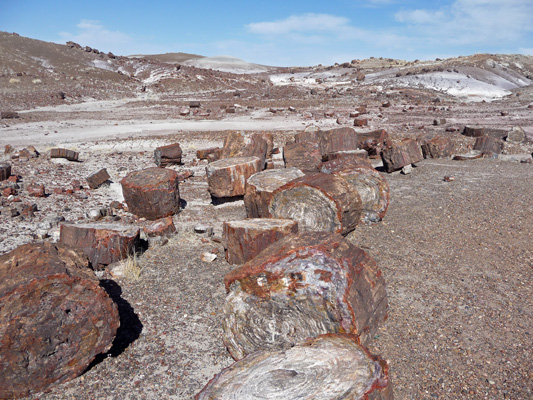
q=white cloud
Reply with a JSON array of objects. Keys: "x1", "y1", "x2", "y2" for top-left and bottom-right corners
[{"x1": 246, "y1": 13, "x2": 351, "y2": 35}]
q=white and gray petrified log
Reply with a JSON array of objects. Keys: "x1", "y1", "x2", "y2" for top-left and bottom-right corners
[
  {"x1": 223, "y1": 232, "x2": 388, "y2": 360},
  {"x1": 321, "y1": 164, "x2": 390, "y2": 224},
  {"x1": 196, "y1": 334, "x2": 393, "y2": 400},
  {"x1": 223, "y1": 218, "x2": 298, "y2": 265},
  {"x1": 206, "y1": 156, "x2": 262, "y2": 198},
  {"x1": 244, "y1": 167, "x2": 305, "y2": 218},
  {"x1": 269, "y1": 172, "x2": 362, "y2": 235},
  {"x1": 0, "y1": 243, "x2": 119, "y2": 399}
]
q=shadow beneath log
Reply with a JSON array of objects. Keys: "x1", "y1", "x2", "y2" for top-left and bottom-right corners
[
  {"x1": 179, "y1": 198, "x2": 187, "y2": 210},
  {"x1": 84, "y1": 279, "x2": 143, "y2": 372},
  {"x1": 211, "y1": 195, "x2": 244, "y2": 206}
]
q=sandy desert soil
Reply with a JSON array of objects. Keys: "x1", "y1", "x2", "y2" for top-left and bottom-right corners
[{"x1": 1, "y1": 32, "x2": 533, "y2": 399}]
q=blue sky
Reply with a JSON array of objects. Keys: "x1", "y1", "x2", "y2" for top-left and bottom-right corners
[{"x1": 1, "y1": 0, "x2": 532, "y2": 66}]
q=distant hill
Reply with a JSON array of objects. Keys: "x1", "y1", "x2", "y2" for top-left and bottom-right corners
[{"x1": 128, "y1": 52, "x2": 205, "y2": 64}]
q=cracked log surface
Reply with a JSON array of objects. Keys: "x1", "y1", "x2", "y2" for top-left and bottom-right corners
[
  {"x1": 206, "y1": 156, "x2": 262, "y2": 198},
  {"x1": 269, "y1": 172, "x2": 362, "y2": 235},
  {"x1": 222, "y1": 232, "x2": 388, "y2": 360},
  {"x1": 0, "y1": 243, "x2": 119, "y2": 399},
  {"x1": 244, "y1": 167, "x2": 305, "y2": 218},
  {"x1": 196, "y1": 334, "x2": 393, "y2": 400}
]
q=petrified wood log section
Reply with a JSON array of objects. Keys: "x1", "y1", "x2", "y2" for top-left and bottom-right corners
[
  {"x1": 318, "y1": 127, "x2": 359, "y2": 157},
  {"x1": 0, "y1": 243, "x2": 119, "y2": 399},
  {"x1": 283, "y1": 141, "x2": 322, "y2": 173},
  {"x1": 269, "y1": 173, "x2": 362, "y2": 235},
  {"x1": 223, "y1": 232, "x2": 388, "y2": 359},
  {"x1": 50, "y1": 148, "x2": 79, "y2": 161},
  {"x1": 154, "y1": 142, "x2": 182, "y2": 167},
  {"x1": 0, "y1": 163, "x2": 11, "y2": 180},
  {"x1": 381, "y1": 138, "x2": 423, "y2": 173},
  {"x1": 319, "y1": 153, "x2": 372, "y2": 172},
  {"x1": 196, "y1": 334, "x2": 392, "y2": 400},
  {"x1": 206, "y1": 156, "x2": 262, "y2": 198},
  {"x1": 59, "y1": 223, "x2": 140, "y2": 269},
  {"x1": 196, "y1": 147, "x2": 222, "y2": 161},
  {"x1": 244, "y1": 168, "x2": 305, "y2": 218},
  {"x1": 86, "y1": 168, "x2": 110, "y2": 189},
  {"x1": 120, "y1": 167, "x2": 180, "y2": 220},
  {"x1": 420, "y1": 135, "x2": 454, "y2": 159},
  {"x1": 223, "y1": 218, "x2": 298, "y2": 265},
  {"x1": 357, "y1": 129, "x2": 390, "y2": 158},
  {"x1": 221, "y1": 132, "x2": 268, "y2": 167},
  {"x1": 473, "y1": 135, "x2": 504, "y2": 157},
  {"x1": 330, "y1": 166, "x2": 390, "y2": 224}
]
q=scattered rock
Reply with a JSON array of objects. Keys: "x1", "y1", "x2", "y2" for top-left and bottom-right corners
[
  {"x1": 506, "y1": 127, "x2": 525, "y2": 143},
  {"x1": 0, "y1": 111, "x2": 20, "y2": 119},
  {"x1": 86, "y1": 168, "x2": 110, "y2": 189},
  {"x1": 0, "y1": 163, "x2": 11, "y2": 181},
  {"x1": 401, "y1": 164, "x2": 413, "y2": 174},
  {"x1": 201, "y1": 252, "x2": 217, "y2": 263}
]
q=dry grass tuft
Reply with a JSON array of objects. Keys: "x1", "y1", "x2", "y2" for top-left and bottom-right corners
[{"x1": 122, "y1": 253, "x2": 142, "y2": 281}]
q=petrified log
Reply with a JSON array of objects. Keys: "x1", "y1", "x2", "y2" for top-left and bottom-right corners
[
  {"x1": 329, "y1": 166, "x2": 390, "y2": 224},
  {"x1": 318, "y1": 127, "x2": 359, "y2": 157},
  {"x1": 1, "y1": 163, "x2": 12, "y2": 181},
  {"x1": 221, "y1": 132, "x2": 268, "y2": 168},
  {"x1": 462, "y1": 126, "x2": 507, "y2": 139},
  {"x1": 322, "y1": 148, "x2": 370, "y2": 163},
  {"x1": 357, "y1": 129, "x2": 390, "y2": 158},
  {"x1": 0, "y1": 243, "x2": 119, "y2": 398},
  {"x1": 120, "y1": 167, "x2": 180, "y2": 220},
  {"x1": 59, "y1": 223, "x2": 140, "y2": 269},
  {"x1": 206, "y1": 156, "x2": 262, "y2": 198},
  {"x1": 320, "y1": 152, "x2": 372, "y2": 171},
  {"x1": 197, "y1": 147, "x2": 222, "y2": 161},
  {"x1": 223, "y1": 218, "x2": 298, "y2": 265},
  {"x1": 354, "y1": 118, "x2": 368, "y2": 127},
  {"x1": 86, "y1": 168, "x2": 110, "y2": 189},
  {"x1": 453, "y1": 150, "x2": 483, "y2": 161},
  {"x1": 283, "y1": 141, "x2": 322, "y2": 172},
  {"x1": 244, "y1": 168, "x2": 305, "y2": 218},
  {"x1": 50, "y1": 148, "x2": 79, "y2": 162},
  {"x1": 381, "y1": 138, "x2": 423, "y2": 173},
  {"x1": 223, "y1": 232, "x2": 388, "y2": 359},
  {"x1": 0, "y1": 111, "x2": 20, "y2": 119},
  {"x1": 473, "y1": 135, "x2": 504, "y2": 157},
  {"x1": 154, "y1": 143, "x2": 182, "y2": 167},
  {"x1": 222, "y1": 131, "x2": 246, "y2": 159},
  {"x1": 420, "y1": 136, "x2": 455, "y2": 159},
  {"x1": 269, "y1": 173, "x2": 362, "y2": 235},
  {"x1": 294, "y1": 129, "x2": 320, "y2": 144},
  {"x1": 197, "y1": 334, "x2": 392, "y2": 400}
]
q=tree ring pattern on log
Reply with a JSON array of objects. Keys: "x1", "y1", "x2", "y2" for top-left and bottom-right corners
[
  {"x1": 335, "y1": 166, "x2": 389, "y2": 224},
  {"x1": 223, "y1": 252, "x2": 353, "y2": 360},
  {"x1": 196, "y1": 334, "x2": 387, "y2": 400},
  {"x1": 0, "y1": 275, "x2": 119, "y2": 398},
  {"x1": 269, "y1": 186, "x2": 341, "y2": 233}
]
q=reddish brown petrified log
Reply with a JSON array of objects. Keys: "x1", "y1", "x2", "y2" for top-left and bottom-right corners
[
  {"x1": 206, "y1": 156, "x2": 262, "y2": 198},
  {"x1": 0, "y1": 243, "x2": 119, "y2": 399},
  {"x1": 86, "y1": 168, "x2": 110, "y2": 189},
  {"x1": 357, "y1": 129, "x2": 390, "y2": 158},
  {"x1": 0, "y1": 163, "x2": 12, "y2": 181},
  {"x1": 462, "y1": 126, "x2": 507, "y2": 139},
  {"x1": 473, "y1": 135, "x2": 504, "y2": 157},
  {"x1": 420, "y1": 135, "x2": 455, "y2": 159},
  {"x1": 196, "y1": 334, "x2": 392, "y2": 400},
  {"x1": 59, "y1": 223, "x2": 140, "y2": 269},
  {"x1": 381, "y1": 138, "x2": 423, "y2": 173},
  {"x1": 244, "y1": 168, "x2": 305, "y2": 218},
  {"x1": 354, "y1": 118, "x2": 368, "y2": 127},
  {"x1": 318, "y1": 127, "x2": 359, "y2": 158},
  {"x1": 223, "y1": 232, "x2": 388, "y2": 359},
  {"x1": 294, "y1": 129, "x2": 320, "y2": 144},
  {"x1": 269, "y1": 173, "x2": 362, "y2": 235},
  {"x1": 142, "y1": 216, "x2": 176, "y2": 238},
  {"x1": 27, "y1": 183, "x2": 45, "y2": 197},
  {"x1": 222, "y1": 131, "x2": 247, "y2": 159},
  {"x1": 154, "y1": 143, "x2": 182, "y2": 167},
  {"x1": 283, "y1": 141, "x2": 322, "y2": 172},
  {"x1": 120, "y1": 167, "x2": 180, "y2": 220},
  {"x1": 50, "y1": 148, "x2": 79, "y2": 161},
  {"x1": 320, "y1": 151, "x2": 372, "y2": 170},
  {"x1": 223, "y1": 218, "x2": 298, "y2": 265},
  {"x1": 197, "y1": 147, "x2": 222, "y2": 161}
]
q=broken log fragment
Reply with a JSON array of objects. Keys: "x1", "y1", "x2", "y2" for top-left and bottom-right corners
[
  {"x1": 223, "y1": 232, "x2": 388, "y2": 359},
  {"x1": 320, "y1": 152, "x2": 372, "y2": 171},
  {"x1": 381, "y1": 138, "x2": 423, "y2": 173},
  {"x1": 0, "y1": 243, "x2": 119, "y2": 399},
  {"x1": 473, "y1": 135, "x2": 504, "y2": 157},
  {"x1": 50, "y1": 148, "x2": 79, "y2": 162},
  {"x1": 318, "y1": 127, "x2": 359, "y2": 158},
  {"x1": 206, "y1": 156, "x2": 262, "y2": 198},
  {"x1": 86, "y1": 168, "x2": 110, "y2": 189},
  {"x1": 269, "y1": 173, "x2": 362, "y2": 235},
  {"x1": 283, "y1": 141, "x2": 322, "y2": 173},
  {"x1": 197, "y1": 147, "x2": 222, "y2": 161},
  {"x1": 221, "y1": 132, "x2": 268, "y2": 168},
  {"x1": 196, "y1": 334, "x2": 392, "y2": 400},
  {"x1": 357, "y1": 129, "x2": 390, "y2": 158},
  {"x1": 121, "y1": 167, "x2": 180, "y2": 220},
  {"x1": 0, "y1": 163, "x2": 11, "y2": 181},
  {"x1": 420, "y1": 135, "x2": 455, "y2": 159},
  {"x1": 244, "y1": 167, "x2": 305, "y2": 218},
  {"x1": 154, "y1": 143, "x2": 182, "y2": 167},
  {"x1": 223, "y1": 218, "x2": 298, "y2": 265},
  {"x1": 453, "y1": 150, "x2": 483, "y2": 161},
  {"x1": 59, "y1": 223, "x2": 140, "y2": 269}
]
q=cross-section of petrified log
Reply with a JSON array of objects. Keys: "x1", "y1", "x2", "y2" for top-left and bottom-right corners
[
  {"x1": 420, "y1": 135, "x2": 455, "y2": 159},
  {"x1": 50, "y1": 148, "x2": 79, "y2": 161},
  {"x1": 196, "y1": 334, "x2": 392, "y2": 400},
  {"x1": 206, "y1": 156, "x2": 262, "y2": 198},
  {"x1": 223, "y1": 218, "x2": 298, "y2": 265},
  {"x1": 329, "y1": 166, "x2": 390, "y2": 224},
  {"x1": 381, "y1": 138, "x2": 423, "y2": 172},
  {"x1": 1, "y1": 162, "x2": 12, "y2": 181},
  {"x1": 318, "y1": 127, "x2": 359, "y2": 157},
  {"x1": 0, "y1": 243, "x2": 119, "y2": 399},
  {"x1": 154, "y1": 143, "x2": 182, "y2": 167},
  {"x1": 473, "y1": 135, "x2": 504, "y2": 157},
  {"x1": 120, "y1": 167, "x2": 180, "y2": 219},
  {"x1": 244, "y1": 168, "x2": 305, "y2": 218},
  {"x1": 269, "y1": 173, "x2": 362, "y2": 235},
  {"x1": 86, "y1": 168, "x2": 110, "y2": 189},
  {"x1": 223, "y1": 232, "x2": 388, "y2": 359},
  {"x1": 283, "y1": 141, "x2": 322, "y2": 172},
  {"x1": 357, "y1": 129, "x2": 390, "y2": 158},
  {"x1": 59, "y1": 223, "x2": 140, "y2": 269}
]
